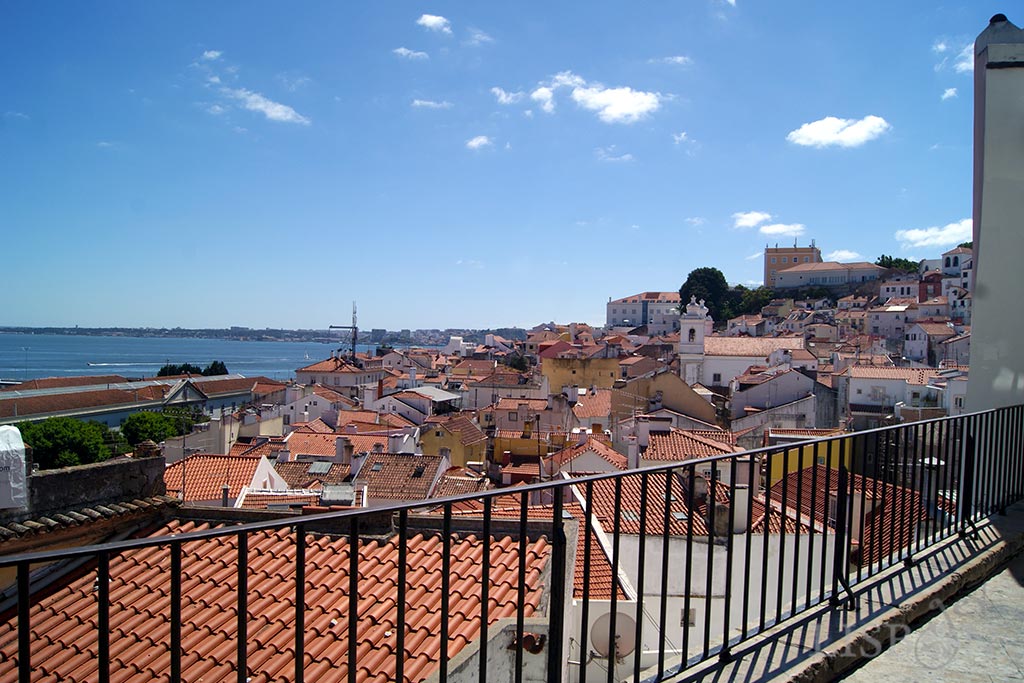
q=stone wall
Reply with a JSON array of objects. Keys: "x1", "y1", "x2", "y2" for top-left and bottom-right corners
[{"x1": 0, "y1": 455, "x2": 166, "y2": 524}]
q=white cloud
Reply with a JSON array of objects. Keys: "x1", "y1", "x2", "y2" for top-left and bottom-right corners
[
  {"x1": 571, "y1": 84, "x2": 662, "y2": 124},
  {"x1": 207, "y1": 75, "x2": 221, "y2": 85},
  {"x1": 760, "y1": 223, "x2": 806, "y2": 237},
  {"x1": 732, "y1": 211, "x2": 772, "y2": 229},
  {"x1": 222, "y1": 87, "x2": 311, "y2": 125},
  {"x1": 685, "y1": 216, "x2": 706, "y2": 227},
  {"x1": 96, "y1": 141, "x2": 115, "y2": 148},
  {"x1": 941, "y1": 88, "x2": 958, "y2": 101},
  {"x1": 724, "y1": 0, "x2": 736, "y2": 6},
  {"x1": 650, "y1": 55, "x2": 693, "y2": 66},
  {"x1": 595, "y1": 145, "x2": 634, "y2": 162},
  {"x1": 745, "y1": 251, "x2": 763, "y2": 261},
  {"x1": 466, "y1": 135, "x2": 493, "y2": 150},
  {"x1": 412, "y1": 99, "x2": 452, "y2": 109},
  {"x1": 455, "y1": 259, "x2": 484, "y2": 269},
  {"x1": 933, "y1": 40, "x2": 948, "y2": 54},
  {"x1": 4, "y1": 111, "x2": 29, "y2": 120},
  {"x1": 529, "y1": 71, "x2": 662, "y2": 124},
  {"x1": 827, "y1": 249, "x2": 862, "y2": 261},
  {"x1": 491, "y1": 87, "x2": 524, "y2": 105},
  {"x1": 672, "y1": 131, "x2": 689, "y2": 145},
  {"x1": 895, "y1": 218, "x2": 972, "y2": 248},
  {"x1": 523, "y1": 109, "x2": 534, "y2": 118},
  {"x1": 954, "y1": 44, "x2": 973, "y2": 73},
  {"x1": 207, "y1": 104, "x2": 227, "y2": 115},
  {"x1": 467, "y1": 27, "x2": 493, "y2": 46},
  {"x1": 531, "y1": 87, "x2": 555, "y2": 113},
  {"x1": 786, "y1": 115, "x2": 891, "y2": 148},
  {"x1": 201, "y1": 50, "x2": 222, "y2": 61},
  {"x1": 393, "y1": 47, "x2": 429, "y2": 60},
  {"x1": 417, "y1": 14, "x2": 452, "y2": 34}
]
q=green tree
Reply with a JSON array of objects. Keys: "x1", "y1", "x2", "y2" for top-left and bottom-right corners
[
  {"x1": 202, "y1": 360, "x2": 228, "y2": 376},
  {"x1": 736, "y1": 286, "x2": 777, "y2": 316},
  {"x1": 958, "y1": 241, "x2": 973, "y2": 249},
  {"x1": 121, "y1": 411, "x2": 179, "y2": 446},
  {"x1": 16, "y1": 417, "x2": 112, "y2": 470},
  {"x1": 679, "y1": 267, "x2": 732, "y2": 320},
  {"x1": 875, "y1": 254, "x2": 919, "y2": 272},
  {"x1": 157, "y1": 362, "x2": 203, "y2": 377},
  {"x1": 506, "y1": 353, "x2": 529, "y2": 372}
]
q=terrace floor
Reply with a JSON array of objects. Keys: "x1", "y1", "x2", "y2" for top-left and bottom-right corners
[{"x1": 665, "y1": 501, "x2": 1024, "y2": 683}]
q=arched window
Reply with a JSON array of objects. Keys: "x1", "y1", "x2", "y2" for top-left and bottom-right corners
[
  {"x1": 688, "y1": 328, "x2": 696, "y2": 343},
  {"x1": 945, "y1": 257, "x2": 951, "y2": 268},
  {"x1": 953, "y1": 256, "x2": 959, "y2": 267}
]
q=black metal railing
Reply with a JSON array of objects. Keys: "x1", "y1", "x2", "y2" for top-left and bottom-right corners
[{"x1": 0, "y1": 405, "x2": 1021, "y2": 682}]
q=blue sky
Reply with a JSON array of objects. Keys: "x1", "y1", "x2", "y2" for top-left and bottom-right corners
[{"x1": 0, "y1": 2, "x2": 1000, "y2": 330}]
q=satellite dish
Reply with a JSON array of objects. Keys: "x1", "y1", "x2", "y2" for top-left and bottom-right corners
[{"x1": 591, "y1": 612, "x2": 637, "y2": 659}]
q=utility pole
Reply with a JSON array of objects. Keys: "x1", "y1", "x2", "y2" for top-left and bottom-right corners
[{"x1": 329, "y1": 302, "x2": 359, "y2": 362}]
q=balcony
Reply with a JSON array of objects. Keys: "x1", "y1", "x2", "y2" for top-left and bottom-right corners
[{"x1": 0, "y1": 405, "x2": 1021, "y2": 682}]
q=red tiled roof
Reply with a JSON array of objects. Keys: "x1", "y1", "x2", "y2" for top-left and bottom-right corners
[
  {"x1": 164, "y1": 453, "x2": 261, "y2": 501},
  {"x1": 237, "y1": 491, "x2": 321, "y2": 509},
  {"x1": 311, "y1": 384, "x2": 358, "y2": 405},
  {"x1": 843, "y1": 366, "x2": 941, "y2": 385},
  {"x1": 573, "y1": 389, "x2": 611, "y2": 420},
  {"x1": 274, "y1": 460, "x2": 352, "y2": 488},
  {"x1": 703, "y1": 337, "x2": 806, "y2": 357},
  {"x1": 494, "y1": 397, "x2": 548, "y2": 411},
  {"x1": 290, "y1": 418, "x2": 335, "y2": 433},
  {"x1": 285, "y1": 432, "x2": 340, "y2": 457},
  {"x1": 229, "y1": 438, "x2": 287, "y2": 458},
  {"x1": 424, "y1": 414, "x2": 486, "y2": 447},
  {"x1": 0, "y1": 520, "x2": 550, "y2": 682},
  {"x1": 433, "y1": 467, "x2": 492, "y2": 497},
  {"x1": 0, "y1": 386, "x2": 170, "y2": 420},
  {"x1": 768, "y1": 465, "x2": 926, "y2": 566},
  {"x1": 0, "y1": 375, "x2": 129, "y2": 392},
  {"x1": 253, "y1": 379, "x2": 288, "y2": 397},
  {"x1": 644, "y1": 429, "x2": 742, "y2": 462},
  {"x1": 355, "y1": 454, "x2": 445, "y2": 501},
  {"x1": 297, "y1": 357, "x2": 368, "y2": 374},
  {"x1": 550, "y1": 437, "x2": 626, "y2": 471}
]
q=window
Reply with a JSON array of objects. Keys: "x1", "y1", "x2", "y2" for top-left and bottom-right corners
[
  {"x1": 712, "y1": 373, "x2": 721, "y2": 384},
  {"x1": 782, "y1": 256, "x2": 788, "y2": 263},
  {"x1": 508, "y1": 411, "x2": 518, "y2": 421},
  {"x1": 771, "y1": 257, "x2": 777, "y2": 264},
  {"x1": 688, "y1": 328, "x2": 696, "y2": 343},
  {"x1": 804, "y1": 256, "x2": 810, "y2": 262}
]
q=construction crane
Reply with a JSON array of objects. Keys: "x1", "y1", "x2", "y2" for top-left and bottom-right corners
[{"x1": 329, "y1": 302, "x2": 359, "y2": 363}]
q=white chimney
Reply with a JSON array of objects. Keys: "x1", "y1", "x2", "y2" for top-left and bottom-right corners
[
  {"x1": 626, "y1": 436, "x2": 640, "y2": 469},
  {"x1": 732, "y1": 485, "x2": 750, "y2": 534},
  {"x1": 409, "y1": 367, "x2": 417, "y2": 387}
]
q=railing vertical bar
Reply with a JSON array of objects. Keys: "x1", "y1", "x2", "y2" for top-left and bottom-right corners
[
  {"x1": 991, "y1": 409, "x2": 1001, "y2": 514},
  {"x1": 925, "y1": 421, "x2": 936, "y2": 551},
  {"x1": 703, "y1": 461, "x2": 715, "y2": 660},
  {"x1": 516, "y1": 490, "x2": 528, "y2": 683},
  {"x1": 946, "y1": 416, "x2": 959, "y2": 537},
  {"x1": 855, "y1": 434, "x2": 867, "y2": 584},
  {"x1": 809, "y1": 442, "x2": 822, "y2": 606},
  {"x1": 294, "y1": 524, "x2": 305, "y2": 683},
  {"x1": 914, "y1": 421, "x2": 928, "y2": 554},
  {"x1": 759, "y1": 452, "x2": 771, "y2": 632},
  {"x1": 663, "y1": 466, "x2": 679, "y2": 675},
  {"x1": 17, "y1": 560, "x2": 30, "y2": 683},
  {"x1": 830, "y1": 438, "x2": 848, "y2": 606},
  {"x1": 97, "y1": 551, "x2": 110, "y2": 683},
  {"x1": 632, "y1": 471, "x2": 650, "y2": 681},
  {"x1": 937, "y1": 419, "x2": 951, "y2": 540},
  {"x1": 998, "y1": 407, "x2": 1009, "y2": 513},
  {"x1": 791, "y1": 452, "x2": 803, "y2": 615},
  {"x1": 1015, "y1": 406, "x2": 1023, "y2": 504},
  {"x1": 742, "y1": 453, "x2": 755, "y2": 639},
  {"x1": 900, "y1": 423, "x2": 914, "y2": 561},
  {"x1": 397, "y1": 509, "x2": 408, "y2": 683},
  {"x1": 870, "y1": 429, "x2": 882, "y2": 576},
  {"x1": 480, "y1": 498, "x2": 491, "y2": 683},
  {"x1": 721, "y1": 457, "x2": 737, "y2": 660},
  {"x1": 440, "y1": 504, "x2": 451, "y2": 682},
  {"x1": 348, "y1": 517, "x2": 359, "y2": 683},
  {"x1": 982, "y1": 411, "x2": 993, "y2": 517},
  {"x1": 236, "y1": 531, "x2": 248, "y2": 683},
  {"x1": 606, "y1": 477, "x2": 622, "y2": 683},
  {"x1": 887, "y1": 427, "x2": 900, "y2": 566},
  {"x1": 548, "y1": 490, "x2": 567, "y2": 683},
  {"x1": 681, "y1": 465, "x2": 695, "y2": 662},
  {"x1": 170, "y1": 540, "x2": 182, "y2": 683},
  {"x1": 581, "y1": 480, "x2": 594, "y2": 683},
  {"x1": 776, "y1": 448, "x2": 788, "y2": 624}
]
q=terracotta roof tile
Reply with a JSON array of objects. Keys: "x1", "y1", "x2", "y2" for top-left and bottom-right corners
[
  {"x1": 237, "y1": 491, "x2": 321, "y2": 509},
  {"x1": 644, "y1": 429, "x2": 743, "y2": 462},
  {"x1": 274, "y1": 460, "x2": 352, "y2": 488},
  {"x1": 0, "y1": 521, "x2": 551, "y2": 683},
  {"x1": 355, "y1": 454, "x2": 445, "y2": 501},
  {"x1": 573, "y1": 389, "x2": 612, "y2": 420},
  {"x1": 164, "y1": 454, "x2": 264, "y2": 502},
  {"x1": 703, "y1": 337, "x2": 806, "y2": 358},
  {"x1": 550, "y1": 437, "x2": 626, "y2": 471},
  {"x1": 0, "y1": 375, "x2": 129, "y2": 392},
  {"x1": 433, "y1": 467, "x2": 492, "y2": 497}
]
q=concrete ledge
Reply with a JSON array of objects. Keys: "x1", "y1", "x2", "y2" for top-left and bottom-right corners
[{"x1": 785, "y1": 512, "x2": 1024, "y2": 682}]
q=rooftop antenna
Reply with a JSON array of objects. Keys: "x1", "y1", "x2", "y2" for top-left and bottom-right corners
[{"x1": 329, "y1": 302, "x2": 359, "y2": 362}]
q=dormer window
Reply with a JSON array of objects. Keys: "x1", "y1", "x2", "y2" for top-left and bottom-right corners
[{"x1": 688, "y1": 328, "x2": 696, "y2": 343}]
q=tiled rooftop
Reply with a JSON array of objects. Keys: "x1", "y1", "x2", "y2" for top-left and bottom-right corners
[
  {"x1": 703, "y1": 336, "x2": 806, "y2": 357},
  {"x1": 164, "y1": 453, "x2": 262, "y2": 502},
  {"x1": 644, "y1": 429, "x2": 742, "y2": 462},
  {"x1": 354, "y1": 454, "x2": 445, "y2": 501},
  {"x1": 0, "y1": 520, "x2": 551, "y2": 682},
  {"x1": 572, "y1": 388, "x2": 611, "y2": 420},
  {"x1": 274, "y1": 460, "x2": 351, "y2": 489}
]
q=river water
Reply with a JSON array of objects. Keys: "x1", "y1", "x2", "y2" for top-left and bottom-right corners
[{"x1": 0, "y1": 333, "x2": 377, "y2": 382}]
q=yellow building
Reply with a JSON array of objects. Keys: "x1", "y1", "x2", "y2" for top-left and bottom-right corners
[
  {"x1": 762, "y1": 427, "x2": 851, "y2": 486},
  {"x1": 764, "y1": 242, "x2": 823, "y2": 288},
  {"x1": 540, "y1": 354, "x2": 620, "y2": 393},
  {"x1": 420, "y1": 414, "x2": 487, "y2": 468}
]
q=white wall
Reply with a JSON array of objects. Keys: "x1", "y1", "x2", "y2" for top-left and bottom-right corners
[{"x1": 967, "y1": 18, "x2": 1024, "y2": 411}]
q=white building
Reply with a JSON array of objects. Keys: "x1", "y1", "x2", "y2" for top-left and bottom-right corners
[
  {"x1": 774, "y1": 261, "x2": 886, "y2": 289},
  {"x1": 606, "y1": 291, "x2": 681, "y2": 333}
]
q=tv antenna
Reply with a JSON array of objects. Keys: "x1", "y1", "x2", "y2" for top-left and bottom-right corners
[{"x1": 329, "y1": 302, "x2": 359, "y2": 362}]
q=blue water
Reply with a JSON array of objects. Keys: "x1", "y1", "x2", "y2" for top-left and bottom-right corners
[{"x1": 0, "y1": 333, "x2": 377, "y2": 382}]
